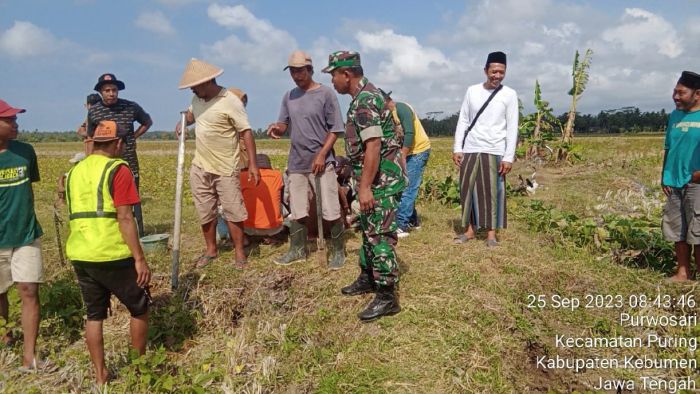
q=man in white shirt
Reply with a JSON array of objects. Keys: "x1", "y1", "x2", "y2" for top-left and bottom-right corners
[{"x1": 452, "y1": 51, "x2": 518, "y2": 246}]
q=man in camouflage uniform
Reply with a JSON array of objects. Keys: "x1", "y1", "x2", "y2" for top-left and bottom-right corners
[{"x1": 323, "y1": 51, "x2": 406, "y2": 321}]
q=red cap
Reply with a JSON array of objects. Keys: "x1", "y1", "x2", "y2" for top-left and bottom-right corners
[
  {"x1": 93, "y1": 120, "x2": 126, "y2": 142},
  {"x1": 0, "y1": 99, "x2": 26, "y2": 118}
]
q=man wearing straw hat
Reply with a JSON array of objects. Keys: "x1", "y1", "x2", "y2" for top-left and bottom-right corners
[
  {"x1": 177, "y1": 58, "x2": 259, "y2": 269},
  {"x1": 87, "y1": 73, "x2": 152, "y2": 237},
  {"x1": 267, "y1": 50, "x2": 346, "y2": 269}
]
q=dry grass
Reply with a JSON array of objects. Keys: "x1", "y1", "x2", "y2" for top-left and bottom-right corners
[{"x1": 0, "y1": 136, "x2": 698, "y2": 393}]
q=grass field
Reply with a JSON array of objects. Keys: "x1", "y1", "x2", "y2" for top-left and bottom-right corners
[{"x1": 0, "y1": 136, "x2": 698, "y2": 393}]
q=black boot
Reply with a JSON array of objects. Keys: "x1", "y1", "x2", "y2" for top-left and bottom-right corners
[
  {"x1": 357, "y1": 284, "x2": 400, "y2": 322},
  {"x1": 340, "y1": 270, "x2": 375, "y2": 296},
  {"x1": 274, "y1": 220, "x2": 307, "y2": 266},
  {"x1": 328, "y1": 220, "x2": 346, "y2": 270}
]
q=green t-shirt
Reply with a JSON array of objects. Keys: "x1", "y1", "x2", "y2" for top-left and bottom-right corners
[
  {"x1": 395, "y1": 102, "x2": 415, "y2": 148},
  {"x1": 0, "y1": 140, "x2": 43, "y2": 248},
  {"x1": 663, "y1": 109, "x2": 700, "y2": 188}
]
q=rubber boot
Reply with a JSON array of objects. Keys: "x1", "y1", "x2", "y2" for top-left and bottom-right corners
[
  {"x1": 328, "y1": 221, "x2": 346, "y2": 270},
  {"x1": 341, "y1": 269, "x2": 375, "y2": 296},
  {"x1": 357, "y1": 284, "x2": 401, "y2": 322},
  {"x1": 274, "y1": 220, "x2": 307, "y2": 266}
]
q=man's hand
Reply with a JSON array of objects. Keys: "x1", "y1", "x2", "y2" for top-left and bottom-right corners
[
  {"x1": 311, "y1": 153, "x2": 326, "y2": 175},
  {"x1": 77, "y1": 123, "x2": 88, "y2": 138},
  {"x1": 358, "y1": 186, "x2": 376, "y2": 213},
  {"x1": 692, "y1": 171, "x2": 700, "y2": 184},
  {"x1": 663, "y1": 185, "x2": 673, "y2": 197},
  {"x1": 175, "y1": 111, "x2": 194, "y2": 139},
  {"x1": 248, "y1": 165, "x2": 260, "y2": 186},
  {"x1": 135, "y1": 258, "x2": 151, "y2": 288},
  {"x1": 452, "y1": 152, "x2": 463, "y2": 168},
  {"x1": 400, "y1": 147, "x2": 410, "y2": 170},
  {"x1": 498, "y1": 161, "x2": 513, "y2": 176},
  {"x1": 267, "y1": 123, "x2": 284, "y2": 139},
  {"x1": 175, "y1": 121, "x2": 185, "y2": 139}
]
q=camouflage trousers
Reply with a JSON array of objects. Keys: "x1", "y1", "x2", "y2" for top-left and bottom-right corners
[{"x1": 358, "y1": 194, "x2": 400, "y2": 286}]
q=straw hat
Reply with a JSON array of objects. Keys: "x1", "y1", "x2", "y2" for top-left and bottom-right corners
[{"x1": 178, "y1": 58, "x2": 224, "y2": 89}]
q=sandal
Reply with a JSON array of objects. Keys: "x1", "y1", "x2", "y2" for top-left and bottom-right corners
[
  {"x1": 453, "y1": 234, "x2": 474, "y2": 244},
  {"x1": 17, "y1": 358, "x2": 56, "y2": 374},
  {"x1": 193, "y1": 254, "x2": 217, "y2": 268},
  {"x1": 664, "y1": 276, "x2": 694, "y2": 284},
  {"x1": 233, "y1": 259, "x2": 248, "y2": 271},
  {"x1": 485, "y1": 239, "x2": 499, "y2": 247}
]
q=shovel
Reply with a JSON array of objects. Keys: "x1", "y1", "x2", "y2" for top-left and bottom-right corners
[
  {"x1": 314, "y1": 175, "x2": 325, "y2": 263},
  {"x1": 171, "y1": 111, "x2": 187, "y2": 290},
  {"x1": 52, "y1": 203, "x2": 65, "y2": 266}
]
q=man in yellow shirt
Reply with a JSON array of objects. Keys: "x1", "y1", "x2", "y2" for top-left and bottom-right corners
[
  {"x1": 177, "y1": 58, "x2": 259, "y2": 269},
  {"x1": 385, "y1": 94, "x2": 431, "y2": 238}
]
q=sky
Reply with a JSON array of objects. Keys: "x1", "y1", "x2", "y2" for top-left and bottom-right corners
[{"x1": 1, "y1": 0, "x2": 699, "y2": 132}]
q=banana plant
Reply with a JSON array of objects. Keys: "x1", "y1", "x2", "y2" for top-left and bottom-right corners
[{"x1": 521, "y1": 80, "x2": 561, "y2": 159}]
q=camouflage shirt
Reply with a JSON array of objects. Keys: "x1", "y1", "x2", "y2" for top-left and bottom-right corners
[{"x1": 344, "y1": 77, "x2": 406, "y2": 198}]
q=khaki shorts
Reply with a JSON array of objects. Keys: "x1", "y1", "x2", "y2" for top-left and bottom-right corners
[
  {"x1": 0, "y1": 239, "x2": 44, "y2": 293},
  {"x1": 662, "y1": 183, "x2": 700, "y2": 244},
  {"x1": 289, "y1": 164, "x2": 341, "y2": 221},
  {"x1": 190, "y1": 164, "x2": 248, "y2": 225}
]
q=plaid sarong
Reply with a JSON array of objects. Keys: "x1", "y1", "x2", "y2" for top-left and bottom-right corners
[{"x1": 459, "y1": 152, "x2": 506, "y2": 230}]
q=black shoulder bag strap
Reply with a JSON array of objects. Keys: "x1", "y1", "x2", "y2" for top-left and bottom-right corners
[{"x1": 461, "y1": 84, "x2": 503, "y2": 148}]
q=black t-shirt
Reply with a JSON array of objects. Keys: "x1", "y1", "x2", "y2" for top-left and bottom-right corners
[{"x1": 87, "y1": 98, "x2": 151, "y2": 174}]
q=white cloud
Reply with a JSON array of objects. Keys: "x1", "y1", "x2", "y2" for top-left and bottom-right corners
[
  {"x1": 521, "y1": 41, "x2": 546, "y2": 57},
  {"x1": 135, "y1": 11, "x2": 175, "y2": 36},
  {"x1": 0, "y1": 21, "x2": 60, "y2": 58},
  {"x1": 601, "y1": 8, "x2": 682, "y2": 58},
  {"x1": 542, "y1": 22, "x2": 581, "y2": 43},
  {"x1": 355, "y1": 29, "x2": 458, "y2": 84},
  {"x1": 418, "y1": 1, "x2": 695, "y2": 117},
  {"x1": 203, "y1": 4, "x2": 297, "y2": 74},
  {"x1": 309, "y1": 36, "x2": 349, "y2": 69}
]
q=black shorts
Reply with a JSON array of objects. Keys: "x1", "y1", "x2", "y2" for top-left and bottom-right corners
[{"x1": 73, "y1": 258, "x2": 149, "y2": 321}]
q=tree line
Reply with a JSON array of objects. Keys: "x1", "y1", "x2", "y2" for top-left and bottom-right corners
[
  {"x1": 420, "y1": 106, "x2": 669, "y2": 137},
  {"x1": 16, "y1": 107, "x2": 668, "y2": 144}
]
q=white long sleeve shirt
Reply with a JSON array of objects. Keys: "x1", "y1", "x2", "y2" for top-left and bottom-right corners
[{"x1": 453, "y1": 83, "x2": 519, "y2": 163}]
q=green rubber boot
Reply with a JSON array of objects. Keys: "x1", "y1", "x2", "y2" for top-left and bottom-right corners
[
  {"x1": 274, "y1": 220, "x2": 307, "y2": 266},
  {"x1": 328, "y1": 220, "x2": 346, "y2": 270}
]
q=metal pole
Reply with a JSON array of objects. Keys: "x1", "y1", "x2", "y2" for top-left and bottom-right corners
[{"x1": 171, "y1": 111, "x2": 187, "y2": 290}]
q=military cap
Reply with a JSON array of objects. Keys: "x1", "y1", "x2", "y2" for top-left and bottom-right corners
[{"x1": 321, "y1": 51, "x2": 361, "y2": 73}]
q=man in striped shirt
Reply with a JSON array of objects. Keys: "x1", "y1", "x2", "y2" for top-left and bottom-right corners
[{"x1": 87, "y1": 73, "x2": 152, "y2": 236}]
